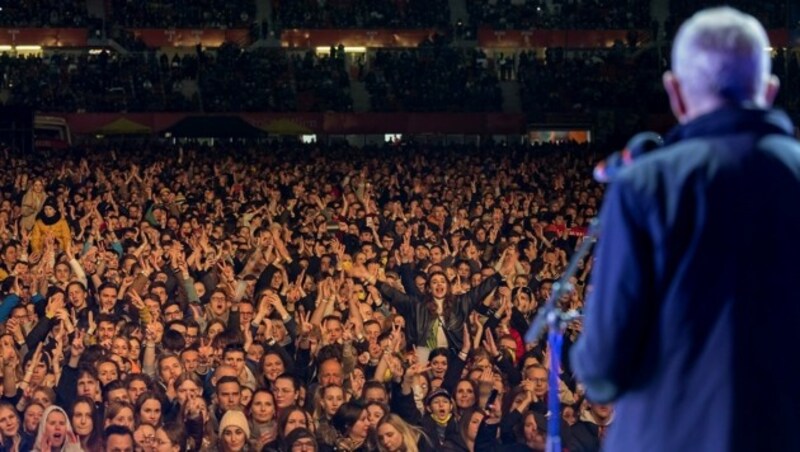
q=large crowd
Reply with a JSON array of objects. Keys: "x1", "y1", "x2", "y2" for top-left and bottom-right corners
[
  {"x1": 4, "y1": 44, "x2": 798, "y2": 121},
  {"x1": 0, "y1": 0, "x2": 88, "y2": 27},
  {"x1": 467, "y1": 0, "x2": 653, "y2": 31},
  {"x1": 362, "y1": 47, "x2": 502, "y2": 113},
  {"x1": 0, "y1": 52, "x2": 198, "y2": 113},
  {"x1": 517, "y1": 46, "x2": 668, "y2": 118},
  {"x1": 0, "y1": 0, "x2": 796, "y2": 34},
  {"x1": 271, "y1": 0, "x2": 451, "y2": 30},
  {"x1": 0, "y1": 140, "x2": 613, "y2": 451},
  {"x1": 107, "y1": 0, "x2": 256, "y2": 29},
  {"x1": 0, "y1": 46, "x2": 352, "y2": 114}
]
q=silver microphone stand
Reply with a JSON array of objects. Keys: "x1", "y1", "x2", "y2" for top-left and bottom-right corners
[{"x1": 524, "y1": 218, "x2": 599, "y2": 452}]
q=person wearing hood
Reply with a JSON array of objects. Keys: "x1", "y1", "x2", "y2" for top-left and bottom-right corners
[
  {"x1": 30, "y1": 197, "x2": 71, "y2": 254},
  {"x1": 32, "y1": 406, "x2": 82, "y2": 452}
]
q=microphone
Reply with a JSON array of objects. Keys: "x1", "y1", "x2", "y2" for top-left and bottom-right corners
[{"x1": 593, "y1": 132, "x2": 663, "y2": 183}]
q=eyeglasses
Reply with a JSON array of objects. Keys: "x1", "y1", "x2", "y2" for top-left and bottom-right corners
[{"x1": 292, "y1": 439, "x2": 316, "y2": 451}]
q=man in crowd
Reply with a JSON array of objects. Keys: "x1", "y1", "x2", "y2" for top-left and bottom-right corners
[{"x1": 572, "y1": 7, "x2": 800, "y2": 451}]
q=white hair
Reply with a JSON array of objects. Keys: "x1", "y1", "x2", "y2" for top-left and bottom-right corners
[{"x1": 672, "y1": 7, "x2": 771, "y2": 103}]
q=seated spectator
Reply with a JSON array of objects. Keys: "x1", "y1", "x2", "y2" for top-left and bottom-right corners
[
  {"x1": 0, "y1": 1, "x2": 87, "y2": 27},
  {"x1": 273, "y1": 0, "x2": 450, "y2": 30},
  {"x1": 109, "y1": 0, "x2": 255, "y2": 28},
  {"x1": 468, "y1": 0, "x2": 652, "y2": 30},
  {"x1": 363, "y1": 48, "x2": 502, "y2": 112}
]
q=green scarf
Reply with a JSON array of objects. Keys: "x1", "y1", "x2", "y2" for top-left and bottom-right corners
[{"x1": 427, "y1": 316, "x2": 442, "y2": 349}]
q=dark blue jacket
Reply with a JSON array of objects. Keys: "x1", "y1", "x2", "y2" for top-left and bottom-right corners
[{"x1": 571, "y1": 107, "x2": 800, "y2": 451}]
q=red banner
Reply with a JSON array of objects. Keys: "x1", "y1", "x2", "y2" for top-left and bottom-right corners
[
  {"x1": 0, "y1": 28, "x2": 87, "y2": 46},
  {"x1": 281, "y1": 29, "x2": 436, "y2": 48},
  {"x1": 130, "y1": 29, "x2": 251, "y2": 47},
  {"x1": 545, "y1": 224, "x2": 589, "y2": 237},
  {"x1": 478, "y1": 28, "x2": 651, "y2": 48},
  {"x1": 767, "y1": 29, "x2": 790, "y2": 47},
  {"x1": 50, "y1": 112, "x2": 526, "y2": 135}
]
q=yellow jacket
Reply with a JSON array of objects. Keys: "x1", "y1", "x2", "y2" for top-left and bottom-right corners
[{"x1": 30, "y1": 218, "x2": 71, "y2": 254}]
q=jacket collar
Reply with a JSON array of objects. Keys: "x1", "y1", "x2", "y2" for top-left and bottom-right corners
[{"x1": 664, "y1": 106, "x2": 794, "y2": 146}]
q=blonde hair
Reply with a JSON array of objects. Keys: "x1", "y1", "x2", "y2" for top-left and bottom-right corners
[{"x1": 377, "y1": 414, "x2": 426, "y2": 452}]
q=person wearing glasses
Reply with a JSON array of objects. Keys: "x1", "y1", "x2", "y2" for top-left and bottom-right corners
[{"x1": 285, "y1": 428, "x2": 318, "y2": 452}]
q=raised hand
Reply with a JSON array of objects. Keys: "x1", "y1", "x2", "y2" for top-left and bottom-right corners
[
  {"x1": 403, "y1": 362, "x2": 431, "y2": 384},
  {"x1": 129, "y1": 290, "x2": 146, "y2": 313},
  {"x1": 482, "y1": 329, "x2": 500, "y2": 359},
  {"x1": 197, "y1": 337, "x2": 213, "y2": 366},
  {"x1": 389, "y1": 324, "x2": 404, "y2": 353},
  {"x1": 71, "y1": 330, "x2": 86, "y2": 358},
  {"x1": 499, "y1": 247, "x2": 519, "y2": 278},
  {"x1": 87, "y1": 311, "x2": 97, "y2": 336},
  {"x1": 514, "y1": 380, "x2": 536, "y2": 412},
  {"x1": 297, "y1": 310, "x2": 313, "y2": 336},
  {"x1": 460, "y1": 324, "x2": 471, "y2": 356},
  {"x1": 28, "y1": 343, "x2": 45, "y2": 373},
  {"x1": 262, "y1": 319, "x2": 275, "y2": 342},
  {"x1": 145, "y1": 323, "x2": 158, "y2": 344},
  {"x1": 46, "y1": 291, "x2": 66, "y2": 318},
  {"x1": 385, "y1": 354, "x2": 405, "y2": 381},
  {"x1": 342, "y1": 321, "x2": 355, "y2": 343}
]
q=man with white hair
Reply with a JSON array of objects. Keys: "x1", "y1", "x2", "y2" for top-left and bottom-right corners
[{"x1": 571, "y1": 7, "x2": 800, "y2": 451}]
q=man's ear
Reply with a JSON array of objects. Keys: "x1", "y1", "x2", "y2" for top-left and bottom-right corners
[
  {"x1": 663, "y1": 72, "x2": 689, "y2": 124},
  {"x1": 764, "y1": 75, "x2": 780, "y2": 107}
]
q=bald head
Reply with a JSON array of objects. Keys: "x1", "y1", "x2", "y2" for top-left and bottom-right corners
[{"x1": 666, "y1": 7, "x2": 778, "y2": 121}]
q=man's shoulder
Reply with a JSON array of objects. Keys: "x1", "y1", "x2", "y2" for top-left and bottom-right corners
[{"x1": 619, "y1": 131, "x2": 800, "y2": 192}]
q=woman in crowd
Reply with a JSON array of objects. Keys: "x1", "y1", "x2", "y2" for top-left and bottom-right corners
[
  {"x1": 135, "y1": 392, "x2": 165, "y2": 428},
  {"x1": 31, "y1": 406, "x2": 81, "y2": 452},
  {"x1": 30, "y1": 197, "x2": 71, "y2": 254},
  {"x1": 103, "y1": 402, "x2": 135, "y2": 432},
  {"x1": 322, "y1": 401, "x2": 378, "y2": 452},
  {"x1": 249, "y1": 389, "x2": 278, "y2": 450},
  {"x1": 19, "y1": 179, "x2": 46, "y2": 233},
  {"x1": 0, "y1": 401, "x2": 29, "y2": 452},
  {"x1": 377, "y1": 414, "x2": 433, "y2": 452},
  {"x1": 152, "y1": 422, "x2": 186, "y2": 452},
  {"x1": 215, "y1": 410, "x2": 252, "y2": 452},
  {"x1": 69, "y1": 398, "x2": 102, "y2": 452}
]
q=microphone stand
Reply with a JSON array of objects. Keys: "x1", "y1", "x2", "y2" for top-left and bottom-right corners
[{"x1": 525, "y1": 218, "x2": 599, "y2": 452}]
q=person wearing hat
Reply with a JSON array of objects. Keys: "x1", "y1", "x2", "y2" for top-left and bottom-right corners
[
  {"x1": 420, "y1": 388, "x2": 461, "y2": 449},
  {"x1": 213, "y1": 409, "x2": 253, "y2": 452},
  {"x1": 30, "y1": 197, "x2": 71, "y2": 254}
]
